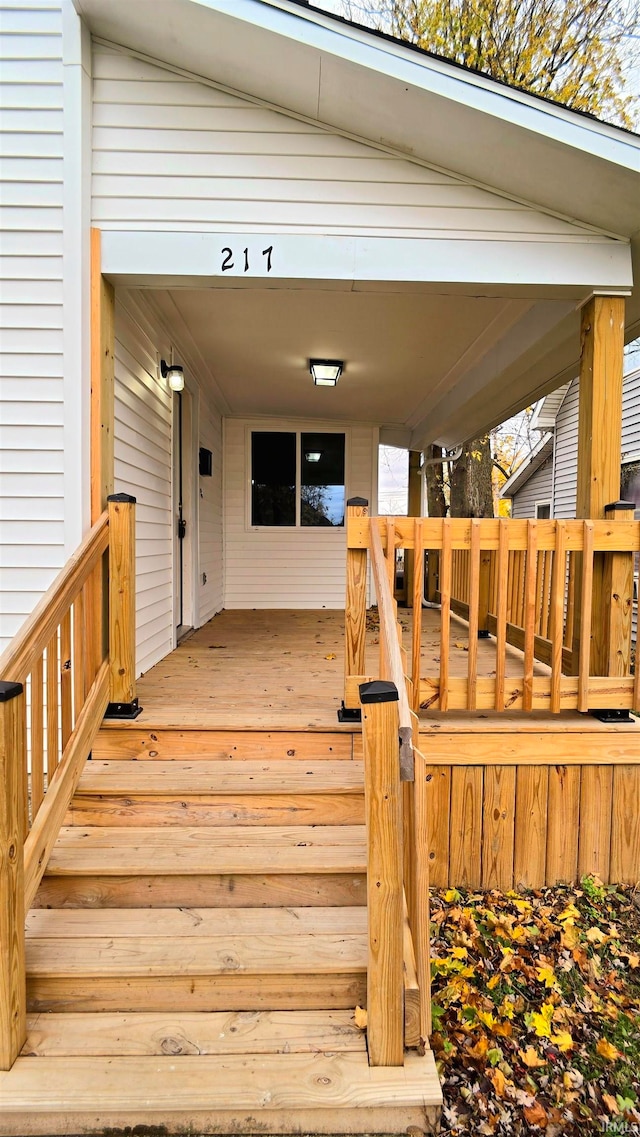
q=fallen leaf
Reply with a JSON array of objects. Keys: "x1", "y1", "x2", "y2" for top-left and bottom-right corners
[
  {"x1": 596, "y1": 1038, "x2": 621, "y2": 1061},
  {"x1": 603, "y1": 1094, "x2": 620, "y2": 1115},
  {"x1": 550, "y1": 1030, "x2": 573, "y2": 1052},
  {"x1": 354, "y1": 1005, "x2": 367, "y2": 1030},
  {"x1": 586, "y1": 926, "x2": 607, "y2": 944},
  {"x1": 523, "y1": 1100, "x2": 548, "y2": 1129},
  {"x1": 536, "y1": 965, "x2": 558, "y2": 989},
  {"x1": 488, "y1": 1068, "x2": 506, "y2": 1097},
  {"x1": 519, "y1": 1046, "x2": 547, "y2": 1068},
  {"x1": 324, "y1": 653, "x2": 337, "y2": 660}
]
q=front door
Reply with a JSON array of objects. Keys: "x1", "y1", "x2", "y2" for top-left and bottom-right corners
[{"x1": 173, "y1": 388, "x2": 194, "y2": 642}]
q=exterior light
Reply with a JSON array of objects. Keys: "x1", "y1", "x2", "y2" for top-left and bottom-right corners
[
  {"x1": 310, "y1": 359, "x2": 342, "y2": 386},
  {"x1": 160, "y1": 359, "x2": 185, "y2": 392},
  {"x1": 305, "y1": 451, "x2": 322, "y2": 462}
]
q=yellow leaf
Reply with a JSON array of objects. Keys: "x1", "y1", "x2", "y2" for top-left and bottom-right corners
[
  {"x1": 324, "y1": 653, "x2": 337, "y2": 660},
  {"x1": 627, "y1": 953, "x2": 640, "y2": 968},
  {"x1": 561, "y1": 926, "x2": 579, "y2": 949},
  {"x1": 519, "y1": 1046, "x2": 547, "y2": 1068},
  {"x1": 596, "y1": 1038, "x2": 621, "y2": 1061},
  {"x1": 558, "y1": 903, "x2": 581, "y2": 925},
  {"x1": 478, "y1": 1011, "x2": 496, "y2": 1030},
  {"x1": 452, "y1": 946, "x2": 468, "y2": 960},
  {"x1": 550, "y1": 1030, "x2": 573, "y2": 1052},
  {"x1": 488, "y1": 1068, "x2": 506, "y2": 1097},
  {"x1": 586, "y1": 926, "x2": 607, "y2": 944},
  {"x1": 603, "y1": 1094, "x2": 620, "y2": 1115},
  {"x1": 354, "y1": 1005, "x2": 368, "y2": 1030},
  {"x1": 487, "y1": 975, "x2": 500, "y2": 989},
  {"x1": 444, "y1": 889, "x2": 461, "y2": 903},
  {"x1": 530, "y1": 1002, "x2": 554, "y2": 1039},
  {"x1": 536, "y1": 966, "x2": 558, "y2": 989}
]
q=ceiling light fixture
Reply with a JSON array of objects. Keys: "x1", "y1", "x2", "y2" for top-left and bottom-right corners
[
  {"x1": 160, "y1": 359, "x2": 185, "y2": 392},
  {"x1": 305, "y1": 451, "x2": 322, "y2": 462},
  {"x1": 309, "y1": 359, "x2": 343, "y2": 386}
]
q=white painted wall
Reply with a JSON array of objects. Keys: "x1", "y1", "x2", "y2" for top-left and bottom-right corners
[
  {"x1": 0, "y1": 1, "x2": 65, "y2": 649},
  {"x1": 224, "y1": 420, "x2": 377, "y2": 609},
  {"x1": 89, "y1": 40, "x2": 596, "y2": 244}
]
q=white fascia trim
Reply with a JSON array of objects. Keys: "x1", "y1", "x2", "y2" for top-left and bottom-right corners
[
  {"x1": 208, "y1": 0, "x2": 640, "y2": 170},
  {"x1": 500, "y1": 432, "x2": 554, "y2": 498}
]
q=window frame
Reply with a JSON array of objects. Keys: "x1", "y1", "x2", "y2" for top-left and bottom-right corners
[
  {"x1": 246, "y1": 424, "x2": 349, "y2": 531},
  {"x1": 534, "y1": 500, "x2": 552, "y2": 519}
]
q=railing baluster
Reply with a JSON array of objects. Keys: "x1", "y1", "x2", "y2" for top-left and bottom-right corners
[
  {"x1": 565, "y1": 552, "x2": 576, "y2": 651},
  {"x1": 523, "y1": 520, "x2": 538, "y2": 711},
  {"x1": 0, "y1": 680, "x2": 27, "y2": 1070},
  {"x1": 578, "y1": 521, "x2": 595, "y2": 712},
  {"x1": 30, "y1": 656, "x2": 45, "y2": 821},
  {"x1": 467, "y1": 519, "x2": 480, "y2": 711},
  {"x1": 73, "y1": 590, "x2": 86, "y2": 722},
  {"x1": 343, "y1": 498, "x2": 369, "y2": 710},
  {"x1": 495, "y1": 520, "x2": 509, "y2": 711},
  {"x1": 550, "y1": 522, "x2": 566, "y2": 714},
  {"x1": 413, "y1": 748, "x2": 432, "y2": 1043},
  {"x1": 46, "y1": 631, "x2": 59, "y2": 779},
  {"x1": 60, "y1": 610, "x2": 72, "y2": 748},
  {"x1": 411, "y1": 518, "x2": 423, "y2": 713},
  {"x1": 439, "y1": 520, "x2": 451, "y2": 712}
]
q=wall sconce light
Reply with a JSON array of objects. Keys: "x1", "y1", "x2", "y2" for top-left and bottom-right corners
[
  {"x1": 305, "y1": 451, "x2": 322, "y2": 462},
  {"x1": 310, "y1": 359, "x2": 343, "y2": 386},
  {"x1": 160, "y1": 359, "x2": 185, "y2": 392}
]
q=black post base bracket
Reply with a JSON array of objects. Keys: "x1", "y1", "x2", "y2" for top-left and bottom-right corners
[
  {"x1": 337, "y1": 702, "x2": 362, "y2": 724},
  {"x1": 590, "y1": 708, "x2": 635, "y2": 724},
  {"x1": 104, "y1": 698, "x2": 143, "y2": 721},
  {"x1": 478, "y1": 629, "x2": 491, "y2": 640}
]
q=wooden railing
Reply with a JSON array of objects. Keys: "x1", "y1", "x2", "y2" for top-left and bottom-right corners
[
  {"x1": 345, "y1": 507, "x2": 640, "y2": 718},
  {"x1": 0, "y1": 494, "x2": 137, "y2": 1069},
  {"x1": 347, "y1": 501, "x2": 431, "y2": 1066}
]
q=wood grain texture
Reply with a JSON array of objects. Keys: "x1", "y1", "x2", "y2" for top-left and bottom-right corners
[
  {"x1": 481, "y1": 766, "x2": 516, "y2": 890},
  {"x1": 361, "y1": 696, "x2": 403, "y2": 1066},
  {"x1": 546, "y1": 766, "x2": 581, "y2": 884},
  {"x1": 108, "y1": 497, "x2": 136, "y2": 706},
  {"x1": 0, "y1": 691, "x2": 27, "y2": 1069},
  {"x1": 344, "y1": 502, "x2": 368, "y2": 706},
  {"x1": 610, "y1": 765, "x2": 640, "y2": 883},
  {"x1": 576, "y1": 296, "x2": 625, "y2": 522},
  {"x1": 424, "y1": 765, "x2": 451, "y2": 888},
  {"x1": 449, "y1": 766, "x2": 482, "y2": 888},
  {"x1": 578, "y1": 766, "x2": 612, "y2": 882},
  {"x1": 513, "y1": 766, "x2": 548, "y2": 889},
  {"x1": 30, "y1": 657, "x2": 44, "y2": 821},
  {"x1": 90, "y1": 227, "x2": 115, "y2": 523}
]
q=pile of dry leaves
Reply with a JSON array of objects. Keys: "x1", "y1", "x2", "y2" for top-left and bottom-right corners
[{"x1": 430, "y1": 877, "x2": 640, "y2": 1135}]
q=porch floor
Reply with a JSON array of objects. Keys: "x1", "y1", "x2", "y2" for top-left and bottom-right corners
[{"x1": 133, "y1": 608, "x2": 636, "y2": 733}]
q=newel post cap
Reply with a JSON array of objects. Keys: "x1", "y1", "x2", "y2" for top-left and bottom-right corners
[
  {"x1": 108, "y1": 493, "x2": 137, "y2": 504},
  {"x1": 347, "y1": 497, "x2": 369, "y2": 507},
  {"x1": 604, "y1": 499, "x2": 636, "y2": 512},
  {"x1": 359, "y1": 680, "x2": 399, "y2": 704},
  {"x1": 0, "y1": 680, "x2": 24, "y2": 702}
]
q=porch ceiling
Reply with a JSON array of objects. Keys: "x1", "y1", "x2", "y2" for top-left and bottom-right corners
[{"x1": 144, "y1": 284, "x2": 577, "y2": 448}]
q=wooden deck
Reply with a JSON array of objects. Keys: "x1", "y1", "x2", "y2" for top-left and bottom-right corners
[{"x1": 136, "y1": 607, "x2": 558, "y2": 730}]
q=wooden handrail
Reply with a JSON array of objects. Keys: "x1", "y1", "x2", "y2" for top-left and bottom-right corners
[
  {"x1": 0, "y1": 512, "x2": 109, "y2": 684},
  {"x1": 369, "y1": 521, "x2": 414, "y2": 777}
]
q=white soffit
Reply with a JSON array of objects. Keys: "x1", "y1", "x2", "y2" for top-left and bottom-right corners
[{"x1": 73, "y1": 0, "x2": 640, "y2": 238}]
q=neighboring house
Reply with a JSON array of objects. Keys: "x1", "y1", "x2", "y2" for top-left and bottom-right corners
[{"x1": 502, "y1": 339, "x2": 640, "y2": 518}]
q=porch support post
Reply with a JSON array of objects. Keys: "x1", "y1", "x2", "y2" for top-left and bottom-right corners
[
  {"x1": 343, "y1": 498, "x2": 369, "y2": 713},
  {"x1": 106, "y1": 494, "x2": 142, "y2": 720},
  {"x1": 603, "y1": 501, "x2": 635, "y2": 677},
  {"x1": 360, "y1": 680, "x2": 404, "y2": 1068},
  {"x1": 90, "y1": 228, "x2": 115, "y2": 523},
  {"x1": 405, "y1": 452, "x2": 422, "y2": 607},
  {"x1": 0, "y1": 681, "x2": 26, "y2": 1071},
  {"x1": 572, "y1": 295, "x2": 625, "y2": 677}
]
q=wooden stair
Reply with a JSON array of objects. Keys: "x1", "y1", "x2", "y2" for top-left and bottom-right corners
[{"x1": 1, "y1": 728, "x2": 442, "y2": 1135}]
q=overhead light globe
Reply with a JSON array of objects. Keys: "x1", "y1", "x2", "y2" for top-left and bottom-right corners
[
  {"x1": 310, "y1": 359, "x2": 342, "y2": 386},
  {"x1": 160, "y1": 359, "x2": 185, "y2": 392},
  {"x1": 305, "y1": 451, "x2": 322, "y2": 462}
]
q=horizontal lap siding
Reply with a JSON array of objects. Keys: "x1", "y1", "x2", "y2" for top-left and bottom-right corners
[
  {"x1": 510, "y1": 457, "x2": 553, "y2": 518},
  {"x1": 224, "y1": 421, "x2": 376, "y2": 609},
  {"x1": 90, "y1": 43, "x2": 599, "y2": 242},
  {"x1": 114, "y1": 299, "x2": 174, "y2": 676},
  {"x1": 552, "y1": 379, "x2": 579, "y2": 519},
  {"x1": 0, "y1": 1, "x2": 64, "y2": 649}
]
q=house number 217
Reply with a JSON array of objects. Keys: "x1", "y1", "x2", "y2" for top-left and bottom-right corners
[{"x1": 220, "y1": 246, "x2": 273, "y2": 273}]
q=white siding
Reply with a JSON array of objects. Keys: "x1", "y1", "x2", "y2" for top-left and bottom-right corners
[
  {"x1": 511, "y1": 458, "x2": 553, "y2": 518},
  {"x1": 198, "y1": 394, "x2": 224, "y2": 623},
  {"x1": 0, "y1": 0, "x2": 64, "y2": 648},
  {"x1": 224, "y1": 421, "x2": 376, "y2": 609},
  {"x1": 90, "y1": 42, "x2": 599, "y2": 243}
]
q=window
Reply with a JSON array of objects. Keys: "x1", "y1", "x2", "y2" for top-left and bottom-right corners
[
  {"x1": 535, "y1": 501, "x2": 551, "y2": 519},
  {"x1": 251, "y1": 431, "x2": 346, "y2": 527}
]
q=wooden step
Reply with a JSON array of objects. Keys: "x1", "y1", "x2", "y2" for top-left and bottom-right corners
[
  {"x1": 93, "y1": 728, "x2": 357, "y2": 761},
  {"x1": 0, "y1": 1050, "x2": 442, "y2": 1135},
  {"x1": 26, "y1": 906, "x2": 368, "y2": 938},
  {"x1": 77, "y1": 760, "x2": 364, "y2": 794}
]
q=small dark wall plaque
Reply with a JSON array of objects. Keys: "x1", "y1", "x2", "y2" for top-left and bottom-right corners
[{"x1": 199, "y1": 447, "x2": 213, "y2": 477}]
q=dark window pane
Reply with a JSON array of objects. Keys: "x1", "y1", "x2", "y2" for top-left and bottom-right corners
[
  {"x1": 535, "y1": 503, "x2": 551, "y2": 519},
  {"x1": 251, "y1": 432, "x2": 296, "y2": 526},
  {"x1": 301, "y1": 433, "x2": 345, "y2": 527}
]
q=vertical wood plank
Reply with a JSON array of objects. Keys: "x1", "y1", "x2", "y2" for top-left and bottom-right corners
[
  {"x1": 514, "y1": 766, "x2": 548, "y2": 889},
  {"x1": 30, "y1": 656, "x2": 45, "y2": 821},
  {"x1": 565, "y1": 552, "x2": 576, "y2": 651},
  {"x1": 60, "y1": 609, "x2": 72, "y2": 750},
  {"x1": 411, "y1": 519, "x2": 424, "y2": 713},
  {"x1": 466, "y1": 520, "x2": 480, "y2": 711},
  {"x1": 108, "y1": 494, "x2": 137, "y2": 709},
  {"x1": 413, "y1": 751, "x2": 432, "y2": 1043},
  {"x1": 578, "y1": 766, "x2": 613, "y2": 883},
  {"x1": 344, "y1": 499, "x2": 368, "y2": 706},
  {"x1": 449, "y1": 766, "x2": 483, "y2": 888},
  {"x1": 45, "y1": 631, "x2": 59, "y2": 778},
  {"x1": 424, "y1": 765, "x2": 451, "y2": 888},
  {"x1": 610, "y1": 766, "x2": 640, "y2": 884},
  {"x1": 0, "y1": 683, "x2": 27, "y2": 1069},
  {"x1": 495, "y1": 521, "x2": 509, "y2": 711},
  {"x1": 83, "y1": 578, "x2": 96, "y2": 693},
  {"x1": 73, "y1": 590, "x2": 86, "y2": 721},
  {"x1": 90, "y1": 227, "x2": 115, "y2": 523},
  {"x1": 603, "y1": 503, "x2": 635, "y2": 677},
  {"x1": 481, "y1": 766, "x2": 516, "y2": 890},
  {"x1": 576, "y1": 296, "x2": 625, "y2": 521},
  {"x1": 439, "y1": 520, "x2": 451, "y2": 713},
  {"x1": 550, "y1": 523, "x2": 567, "y2": 714},
  {"x1": 546, "y1": 766, "x2": 581, "y2": 884},
  {"x1": 578, "y1": 521, "x2": 595, "y2": 711},
  {"x1": 360, "y1": 685, "x2": 404, "y2": 1067},
  {"x1": 405, "y1": 450, "x2": 422, "y2": 606},
  {"x1": 522, "y1": 521, "x2": 538, "y2": 711}
]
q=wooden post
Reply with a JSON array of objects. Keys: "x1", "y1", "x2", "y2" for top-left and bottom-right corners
[
  {"x1": 343, "y1": 498, "x2": 369, "y2": 709},
  {"x1": 90, "y1": 228, "x2": 115, "y2": 523},
  {"x1": 106, "y1": 494, "x2": 141, "y2": 719},
  {"x1": 360, "y1": 679, "x2": 404, "y2": 1067},
  {"x1": 0, "y1": 681, "x2": 27, "y2": 1070},
  {"x1": 405, "y1": 451, "x2": 422, "y2": 606},
  {"x1": 603, "y1": 501, "x2": 636, "y2": 677},
  {"x1": 573, "y1": 295, "x2": 625, "y2": 676}
]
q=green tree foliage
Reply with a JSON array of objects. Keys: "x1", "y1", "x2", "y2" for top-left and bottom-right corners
[{"x1": 343, "y1": 0, "x2": 639, "y2": 127}]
